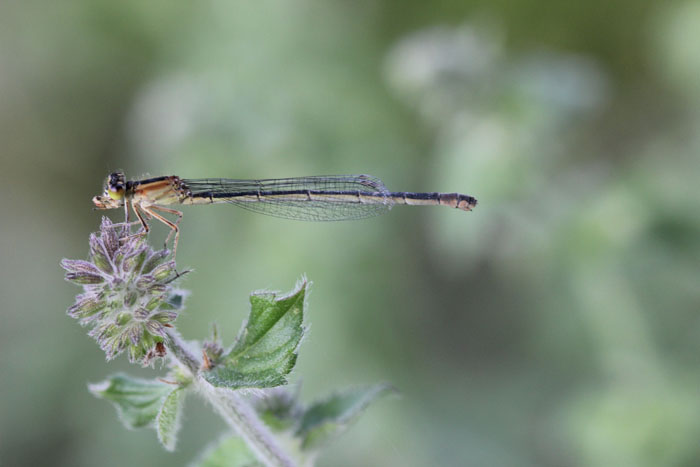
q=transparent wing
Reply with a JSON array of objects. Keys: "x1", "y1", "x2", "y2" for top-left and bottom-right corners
[{"x1": 182, "y1": 175, "x2": 394, "y2": 221}]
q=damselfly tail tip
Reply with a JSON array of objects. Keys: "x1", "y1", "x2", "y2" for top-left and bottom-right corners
[{"x1": 457, "y1": 195, "x2": 477, "y2": 212}]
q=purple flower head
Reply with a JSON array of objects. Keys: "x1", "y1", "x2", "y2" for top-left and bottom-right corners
[{"x1": 61, "y1": 218, "x2": 187, "y2": 366}]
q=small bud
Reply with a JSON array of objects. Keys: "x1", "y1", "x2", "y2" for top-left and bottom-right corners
[
  {"x1": 100, "y1": 218, "x2": 120, "y2": 257},
  {"x1": 128, "y1": 345, "x2": 141, "y2": 363},
  {"x1": 202, "y1": 324, "x2": 224, "y2": 368},
  {"x1": 136, "y1": 275, "x2": 155, "y2": 290},
  {"x1": 152, "y1": 261, "x2": 176, "y2": 282},
  {"x1": 145, "y1": 295, "x2": 164, "y2": 311},
  {"x1": 113, "y1": 251, "x2": 125, "y2": 269},
  {"x1": 89, "y1": 234, "x2": 113, "y2": 274},
  {"x1": 128, "y1": 325, "x2": 141, "y2": 346},
  {"x1": 60, "y1": 259, "x2": 102, "y2": 276},
  {"x1": 146, "y1": 321, "x2": 166, "y2": 338},
  {"x1": 149, "y1": 284, "x2": 167, "y2": 294},
  {"x1": 89, "y1": 323, "x2": 118, "y2": 347},
  {"x1": 141, "y1": 332, "x2": 155, "y2": 349},
  {"x1": 67, "y1": 294, "x2": 105, "y2": 320},
  {"x1": 123, "y1": 290, "x2": 138, "y2": 307},
  {"x1": 133, "y1": 307, "x2": 150, "y2": 320},
  {"x1": 66, "y1": 272, "x2": 104, "y2": 285},
  {"x1": 116, "y1": 312, "x2": 132, "y2": 325},
  {"x1": 123, "y1": 245, "x2": 148, "y2": 273},
  {"x1": 141, "y1": 249, "x2": 169, "y2": 274},
  {"x1": 151, "y1": 311, "x2": 177, "y2": 324}
]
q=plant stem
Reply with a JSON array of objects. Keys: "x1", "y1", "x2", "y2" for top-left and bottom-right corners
[
  {"x1": 165, "y1": 329, "x2": 297, "y2": 467},
  {"x1": 197, "y1": 378, "x2": 297, "y2": 467},
  {"x1": 165, "y1": 328, "x2": 200, "y2": 374}
]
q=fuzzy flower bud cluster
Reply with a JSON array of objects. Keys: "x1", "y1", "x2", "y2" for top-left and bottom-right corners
[
  {"x1": 201, "y1": 324, "x2": 224, "y2": 369},
  {"x1": 61, "y1": 217, "x2": 186, "y2": 366}
]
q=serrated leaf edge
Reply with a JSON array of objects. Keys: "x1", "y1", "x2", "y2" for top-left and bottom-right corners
[
  {"x1": 156, "y1": 387, "x2": 185, "y2": 452},
  {"x1": 229, "y1": 278, "x2": 308, "y2": 360},
  {"x1": 203, "y1": 278, "x2": 309, "y2": 389},
  {"x1": 298, "y1": 383, "x2": 395, "y2": 450},
  {"x1": 88, "y1": 374, "x2": 171, "y2": 430}
]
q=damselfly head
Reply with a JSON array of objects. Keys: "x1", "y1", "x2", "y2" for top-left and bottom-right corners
[{"x1": 92, "y1": 172, "x2": 126, "y2": 209}]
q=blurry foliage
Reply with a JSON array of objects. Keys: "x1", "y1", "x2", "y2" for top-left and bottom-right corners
[{"x1": 2, "y1": 0, "x2": 700, "y2": 466}]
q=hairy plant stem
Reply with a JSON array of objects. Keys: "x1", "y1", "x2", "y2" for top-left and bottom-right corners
[
  {"x1": 165, "y1": 329, "x2": 201, "y2": 374},
  {"x1": 165, "y1": 329, "x2": 297, "y2": 467}
]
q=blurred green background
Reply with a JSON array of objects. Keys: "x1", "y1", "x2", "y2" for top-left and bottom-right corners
[{"x1": 2, "y1": 0, "x2": 700, "y2": 466}]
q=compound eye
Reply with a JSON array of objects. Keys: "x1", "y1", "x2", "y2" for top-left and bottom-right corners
[
  {"x1": 107, "y1": 172, "x2": 125, "y2": 188},
  {"x1": 104, "y1": 172, "x2": 126, "y2": 201}
]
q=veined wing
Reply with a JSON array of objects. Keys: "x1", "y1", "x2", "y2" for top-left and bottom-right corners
[{"x1": 182, "y1": 175, "x2": 394, "y2": 221}]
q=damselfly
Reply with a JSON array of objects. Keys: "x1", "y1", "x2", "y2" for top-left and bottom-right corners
[{"x1": 93, "y1": 172, "x2": 477, "y2": 257}]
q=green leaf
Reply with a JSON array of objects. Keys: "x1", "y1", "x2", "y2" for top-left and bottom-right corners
[
  {"x1": 90, "y1": 374, "x2": 187, "y2": 451},
  {"x1": 252, "y1": 387, "x2": 302, "y2": 432},
  {"x1": 194, "y1": 435, "x2": 262, "y2": 467},
  {"x1": 298, "y1": 384, "x2": 394, "y2": 450},
  {"x1": 203, "y1": 279, "x2": 307, "y2": 389},
  {"x1": 156, "y1": 387, "x2": 185, "y2": 451},
  {"x1": 89, "y1": 374, "x2": 173, "y2": 429}
]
